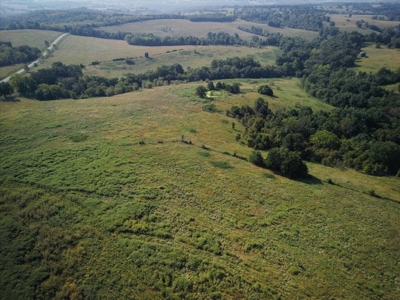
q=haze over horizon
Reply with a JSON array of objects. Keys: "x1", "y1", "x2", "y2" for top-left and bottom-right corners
[{"x1": 1, "y1": 0, "x2": 399, "y2": 16}]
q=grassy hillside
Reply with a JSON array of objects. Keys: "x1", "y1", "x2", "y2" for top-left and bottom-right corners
[
  {"x1": 354, "y1": 44, "x2": 400, "y2": 73},
  {"x1": 1, "y1": 82, "x2": 399, "y2": 299},
  {"x1": 100, "y1": 19, "x2": 319, "y2": 41},
  {"x1": 38, "y1": 35, "x2": 282, "y2": 77}
]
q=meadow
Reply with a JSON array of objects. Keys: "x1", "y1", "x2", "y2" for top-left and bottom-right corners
[
  {"x1": 354, "y1": 44, "x2": 400, "y2": 73},
  {"x1": 1, "y1": 81, "x2": 399, "y2": 299},
  {"x1": 100, "y1": 19, "x2": 319, "y2": 40},
  {"x1": 329, "y1": 14, "x2": 400, "y2": 34},
  {"x1": 37, "y1": 35, "x2": 282, "y2": 78}
]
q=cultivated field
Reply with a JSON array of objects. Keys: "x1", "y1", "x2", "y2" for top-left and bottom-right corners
[
  {"x1": 100, "y1": 19, "x2": 319, "y2": 40},
  {"x1": 354, "y1": 44, "x2": 400, "y2": 73},
  {"x1": 329, "y1": 14, "x2": 400, "y2": 34},
  {"x1": 1, "y1": 83, "x2": 399, "y2": 299},
  {"x1": 37, "y1": 35, "x2": 282, "y2": 77}
]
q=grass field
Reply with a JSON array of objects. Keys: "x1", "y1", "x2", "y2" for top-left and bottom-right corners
[
  {"x1": 37, "y1": 35, "x2": 282, "y2": 78},
  {"x1": 100, "y1": 19, "x2": 319, "y2": 40},
  {"x1": 329, "y1": 14, "x2": 400, "y2": 34},
  {"x1": 354, "y1": 44, "x2": 400, "y2": 73},
  {"x1": 1, "y1": 82, "x2": 399, "y2": 299},
  {"x1": 0, "y1": 30, "x2": 61, "y2": 50},
  {"x1": 211, "y1": 78, "x2": 334, "y2": 113},
  {"x1": 0, "y1": 30, "x2": 62, "y2": 79}
]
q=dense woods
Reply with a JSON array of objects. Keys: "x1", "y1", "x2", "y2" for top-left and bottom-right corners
[
  {"x1": 227, "y1": 32, "x2": 400, "y2": 177},
  {"x1": 0, "y1": 42, "x2": 41, "y2": 67}
]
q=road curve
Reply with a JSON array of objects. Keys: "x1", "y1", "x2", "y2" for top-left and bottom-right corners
[{"x1": 1, "y1": 32, "x2": 70, "y2": 83}]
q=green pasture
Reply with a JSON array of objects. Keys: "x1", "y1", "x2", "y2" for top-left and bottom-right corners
[
  {"x1": 329, "y1": 14, "x2": 399, "y2": 34},
  {"x1": 37, "y1": 35, "x2": 281, "y2": 77},
  {"x1": 100, "y1": 19, "x2": 319, "y2": 40},
  {"x1": 0, "y1": 82, "x2": 399, "y2": 299},
  {"x1": 354, "y1": 44, "x2": 400, "y2": 73}
]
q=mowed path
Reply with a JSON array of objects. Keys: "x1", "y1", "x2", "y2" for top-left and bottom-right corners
[{"x1": 1, "y1": 32, "x2": 69, "y2": 83}]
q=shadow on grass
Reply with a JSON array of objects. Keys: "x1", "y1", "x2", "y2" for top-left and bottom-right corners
[
  {"x1": 0, "y1": 96, "x2": 20, "y2": 102},
  {"x1": 295, "y1": 174, "x2": 322, "y2": 185}
]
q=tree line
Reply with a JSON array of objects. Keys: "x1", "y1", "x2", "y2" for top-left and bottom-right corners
[
  {"x1": 0, "y1": 42, "x2": 41, "y2": 67},
  {"x1": 125, "y1": 32, "x2": 246, "y2": 47},
  {"x1": 230, "y1": 96, "x2": 400, "y2": 177},
  {"x1": 235, "y1": 5, "x2": 329, "y2": 32}
]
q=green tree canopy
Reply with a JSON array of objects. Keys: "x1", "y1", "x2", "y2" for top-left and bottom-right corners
[
  {"x1": 257, "y1": 85, "x2": 273, "y2": 96},
  {"x1": 310, "y1": 130, "x2": 341, "y2": 150}
]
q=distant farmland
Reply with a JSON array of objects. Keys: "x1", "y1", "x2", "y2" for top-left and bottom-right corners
[
  {"x1": 329, "y1": 14, "x2": 400, "y2": 34},
  {"x1": 100, "y1": 19, "x2": 319, "y2": 40},
  {"x1": 38, "y1": 35, "x2": 282, "y2": 78}
]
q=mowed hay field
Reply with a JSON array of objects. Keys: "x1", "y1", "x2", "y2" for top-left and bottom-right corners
[
  {"x1": 0, "y1": 30, "x2": 62, "y2": 79},
  {"x1": 100, "y1": 19, "x2": 319, "y2": 40},
  {"x1": 354, "y1": 44, "x2": 400, "y2": 73},
  {"x1": 329, "y1": 14, "x2": 400, "y2": 34},
  {"x1": 38, "y1": 35, "x2": 282, "y2": 77},
  {"x1": 1, "y1": 83, "x2": 399, "y2": 299}
]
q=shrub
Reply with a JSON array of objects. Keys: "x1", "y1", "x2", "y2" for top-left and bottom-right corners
[{"x1": 202, "y1": 103, "x2": 217, "y2": 112}]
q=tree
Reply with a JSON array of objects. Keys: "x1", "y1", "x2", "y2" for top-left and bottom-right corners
[
  {"x1": 264, "y1": 147, "x2": 308, "y2": 178},
  {"x1": 310, "y1": 130, "x2": 341, "y2": 149},
  {"x1": 254, "y1": 97, "x2": 269, "y2": 118},
  {"x1": 207, "y1": 81, "x2": 215, "y2": 90},
  {"x1": 9, "y1": 74, "x2": 37, "y2": 96},
  {"x1": 44, "y1": 40, "x2": 50, "y2": 47},
  {"x1": 195, "y1": 85, "x2": 207, "y2": 98},
  {"x1": 280, "y1": 151, "x2": 308, "y2": 179},
  {"x1": 249, "y1": 151, "x2": 264, "y2": 167},
  {"x1": 24, "y1": 65, "x2": 30, "y2": 72},
  {"x1": 257, "y1": 85, "x2": 273, "y2": 96},
  {"x1": 0, "y1": 82, "x2": 13, "y2": 98},
  {"x1": 368, "y1": 141, "x2": 400, "y2": 175},
  {"x1": 144, "y1": 52, "x2": 149, "y2": 58}
]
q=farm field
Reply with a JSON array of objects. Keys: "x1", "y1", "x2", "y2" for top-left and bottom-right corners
[
  {"x1": 100, "y1": 19, "x2": 319, "y2": 40},
  {"x1": 1, "y1": 82, "x2": 399, "y2": 299},
  {"x1": 0, "y1": 30, "x2": 61, "y2": 50},
  {"x1": 37, "y1": 35, "x2": 282, "y2": 77},
  {"x1": 329, "y1": 14, "x2": 400, "y2": 34},
  {"x1": 354, "y1": 44, "x2": 400, "y2": 73},
  {"x1": 0, "y1": 30, "x2": 62, "y2": 79}
]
